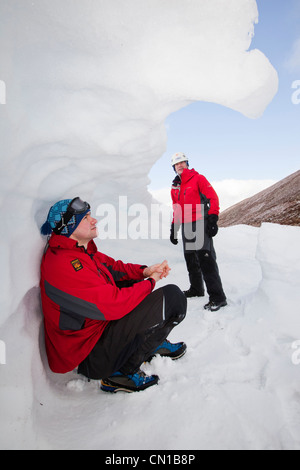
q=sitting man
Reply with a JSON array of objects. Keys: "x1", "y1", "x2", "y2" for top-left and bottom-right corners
[{"x1": 40, "y1": 197, "x2": 187, "y2": 393}]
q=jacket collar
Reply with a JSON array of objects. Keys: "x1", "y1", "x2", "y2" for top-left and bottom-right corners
[
  {"x1": 172, "y1": 174, "x2": 181, "y2": 186},
  {"x1": 48, "y1": 233, "x2": 97, "y2": 254},
  {"x1": 181, "y1": 168, "x2": 197, "y2": 183},
  {"x1": 172, "y1": 168, "x2": 196, "y2": 186}
]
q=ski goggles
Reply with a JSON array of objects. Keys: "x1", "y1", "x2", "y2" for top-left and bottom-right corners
[{"x1": 67, "y1": 197, "x2": 90, "y2": 215}]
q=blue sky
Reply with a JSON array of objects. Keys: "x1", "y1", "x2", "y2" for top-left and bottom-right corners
[{"x1": 149, "y1": 0, "x2": 300, "y2": 191}]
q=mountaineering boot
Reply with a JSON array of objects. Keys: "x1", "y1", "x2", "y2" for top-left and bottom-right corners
[
  {"x1": 100, "y1": 369, "x2": 159, "y2": 393},
  {"x1": 147, "y1": 339, "x2": 187, "y2": 362},
  {"x1": 183, "y1": 287, "x2": 204, "y2": 298},
  {"x1": 204, "y1": 300, "x2": 227, "y2": 312}
]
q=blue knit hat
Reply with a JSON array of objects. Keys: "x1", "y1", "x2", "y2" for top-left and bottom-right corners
[{"x1": 40, "y1": 198, "x2": 90, "y2": 237}]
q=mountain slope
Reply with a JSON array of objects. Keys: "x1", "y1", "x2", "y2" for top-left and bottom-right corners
[{"x1": 219, "y1": 170, "x2": 300, "y2": 227}]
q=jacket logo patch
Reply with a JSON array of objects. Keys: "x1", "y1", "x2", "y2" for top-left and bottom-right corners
[{"x1": 71, "y1": 259, "x2": 83, "y2": 271}]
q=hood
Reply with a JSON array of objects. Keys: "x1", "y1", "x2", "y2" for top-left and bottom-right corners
[
  {"x1": 180, "y1": 168, "x2": 198, "y2": 184},
  {"x1": 172, "y1": 168, "x2": 198, "y2": 186}
]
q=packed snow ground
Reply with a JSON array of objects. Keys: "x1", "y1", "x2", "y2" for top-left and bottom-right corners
[{"x1": 1, "y1": 222, "x2": 299, "y2": 450}]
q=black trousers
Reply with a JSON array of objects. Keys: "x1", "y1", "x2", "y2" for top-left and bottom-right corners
[
  {"x1": 182, "y1": 221, "x2": 226, "y2": 303},
  {"x1": 78, "y1": 284, "x2": 187, "y2": 380}
]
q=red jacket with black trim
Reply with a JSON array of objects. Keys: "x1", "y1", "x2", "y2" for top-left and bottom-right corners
[
  {"x1": 171, "y1": 168, "x2": 220, "y2": 225},
  {"x1": 40, "y1": 234, "x2": 155, "y2": 373}
]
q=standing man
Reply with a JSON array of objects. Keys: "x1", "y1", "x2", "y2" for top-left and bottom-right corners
[
  {"x1": 170, "y1": 152, "x2": 227, "y2": 312},
  {"x1": 40, "y1": 197, "x2": 187, "y2": 393}
]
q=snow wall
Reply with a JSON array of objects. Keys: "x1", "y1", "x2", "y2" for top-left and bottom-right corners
[{"x1": 0, "y1": 0, "x2": 278, "y2": 449}]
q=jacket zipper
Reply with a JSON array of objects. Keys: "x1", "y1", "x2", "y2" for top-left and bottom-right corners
[{"x1": 79, "y1": 244, "x2": 113, "y2": 284}]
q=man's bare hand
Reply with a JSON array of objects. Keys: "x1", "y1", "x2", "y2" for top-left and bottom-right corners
[{"x1": 143, "y1": 260, "x2": 171, "y2": 282}]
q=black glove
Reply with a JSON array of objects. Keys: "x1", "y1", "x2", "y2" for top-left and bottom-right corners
[
  {"x1": 206, "y1": 214, "x2": 219, "y2": 237},
  {"x1": 170, "y1": 222, "x2": 178, "y2": 245}
]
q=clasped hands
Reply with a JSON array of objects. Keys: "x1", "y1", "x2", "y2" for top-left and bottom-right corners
[{"x1": 143, "y1": 260, "x2": 171, "y2": 283}]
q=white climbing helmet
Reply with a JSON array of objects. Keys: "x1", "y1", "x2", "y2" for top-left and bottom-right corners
[{"x1": 171, "y1": 152, "x2": 189, "y2": 167}]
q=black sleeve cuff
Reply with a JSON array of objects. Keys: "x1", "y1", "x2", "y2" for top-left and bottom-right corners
[{"x1": 147, "y1": 278, "x2": 156, "y2": 290}]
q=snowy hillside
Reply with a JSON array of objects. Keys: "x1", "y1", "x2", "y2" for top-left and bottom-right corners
[{"x1": 219, "y1": 170, "x2": 300, "y2": 228}]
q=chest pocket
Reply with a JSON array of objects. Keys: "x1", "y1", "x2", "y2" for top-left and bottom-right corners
[{"x1": 183, "y1": 186, "x2": 199, "y2": 205}]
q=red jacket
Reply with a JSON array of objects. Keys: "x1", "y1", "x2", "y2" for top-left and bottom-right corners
[
  {"x1": 171, "y1": 168, "x2": 219, "y2": 225},
  {"x1": 40, "y1": 234, "x2": 155, "y2": 373}
]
